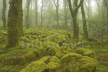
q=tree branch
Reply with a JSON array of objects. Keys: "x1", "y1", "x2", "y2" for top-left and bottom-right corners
[
  {"x1": 53, "y1": 0, "x2": 57, "y2": 7},
  {"x1": 68, "y1": 0, "x2": 74, "y2": 17},
  {"x1": 75, "y1": 0, "x2": 84, "y2": 12}
]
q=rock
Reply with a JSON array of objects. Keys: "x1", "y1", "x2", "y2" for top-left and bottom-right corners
[
  {"x1": 47, "y1": 62, "x2": 60, "y2": 71},
  {"x1": 62, "y1": 53, "x2": 82, "y2": 63},
  {"x1": 20, "y1": 61, "x2": 46, "y2": 72},
  {"x1": 76, "y1": 48, "x2": 96, "y2": 58},
  {"x1": 49, "y1": 56, "x2": 60, "y2": 63},
  {"x1": 40, "y1": 56, "x2": 51, "y2": 64}
]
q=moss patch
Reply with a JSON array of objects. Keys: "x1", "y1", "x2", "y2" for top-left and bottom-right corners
[{"x1": 20, "y1": 61, "x2": 46, "y2": 72}]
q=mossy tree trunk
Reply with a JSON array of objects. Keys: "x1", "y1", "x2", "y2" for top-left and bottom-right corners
[
  {"x1": 68, "y1": 0, "x2": 84, "y2": 41},
  {"x1": 81, "y1": 1, "x2": 88, "y2": 40},
  {"x1": 5, "y1": 0, "x2": 23, "y2": 49},
  {"x1": 2, "y1": 0, "x2": 6, "y2": 30},
  {"x1": 18, "y1": 0, "x2": 23, "y2": 36}
]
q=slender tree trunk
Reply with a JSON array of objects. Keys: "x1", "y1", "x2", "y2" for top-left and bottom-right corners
[
  {"x1": 25, "y1": 0, "x2": 31, "y2": 28},
  {"x1": 86, "y1": 0, "x2": 92, "y2": 30},
  {"x1": 103, "y1": 0, "x2": 108, "y2": 35},
  {"x1": 56, "y1": 0, "x2": 59, "y2": 28},
  {"x1": 5, "y1": 0, "x2": 23, "y2": 49},
  {"x1": 63, "y1": 0, "x2": 68, "y2": 29},
  {"x1": 101, "y1": 29, "x2": 104, "y2": 46},
  {"x1": 53, "y1": 0, "x2": 59, "y2": 29},
  {"x1": 81, "y1": 2, "x2": 88, "y2": 40},
  {"x1": 35, "y1": 0, "x2": 38, "y2": 26},
  {"x1": 2, "y1": 0, "x2": 6, "y2": 30},
  {"x1": 41, "y1": 0, "x2": 43, "y2": 27}
]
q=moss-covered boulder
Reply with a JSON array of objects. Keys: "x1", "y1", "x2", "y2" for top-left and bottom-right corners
[
  {"x1": 2, "y1": 56, "x2": 21, "y2": 65},
  {"x1": 47, "y1": 62, "x2": 60, "y2": 71},
  {"x1": 62, "y1": 54, "x2": 98, "y2": 72},
  {"x1": 43, "y1": 42, "x2": 59, "y2": 49},
  {"x1": 79, "y1": 56, "x2": 99, "y2": 72},
  {"x1": 62, "y1": 53, "x2": 82, "y2": 63},
  {"x1": 21, "y1": 49, "x2": 44, "y2": 64},
  {"x1": 44, "y1": 33, "x2": 70, "y2": 43},
  {"x1": 49, "y1": 56, "x2": 60, "y2": 63},
  {"x1": 47, "y1": 48, "x2": 63, "y2": 58},
  {"x1": 76, "y1": 48, "x2": 96, "y2": 58},
  {"x1": 20, "y1": 61, "x2": 46, "y2": 72},
  {"x1": 39, "y1": 56, "x2": 51, "y2": 64}
]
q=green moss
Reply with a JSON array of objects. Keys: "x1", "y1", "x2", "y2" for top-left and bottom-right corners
[
  {"x1": 76, "y1": 48, "x2": 95, "y2": 58},
  {"x1": 21, "y1": 49, "x2": 40, "y2": 63},
  {"x1": 44, "y1": 33, "x2": 70, "y2": 43},
  {"x1": 79, "y1": 56, "x2": 99, "y2": 72},
  {"x1": 39, "y1": 56, "x2": 51, "y2": 64},
  {"x1": 20, "y1": 61, "x2": 46, "y2": 72},
  {"x1": 2, "y1": 56, "x2": 21, "y2": 65},
  {"x1": 62, "y1": 53, "x2": 82, "y2": 63},
  {"x1": 0, "y1": 30, "x2": 7, "y2": 35},
  {"x1": 80, "y1": 63, "x2": 97, "y2": 72},
  {"x1": 62, "y1": 55, "x2": 98, "y2": 72},
  {"x1": 0, "y1": 65, "x2": 13, "y2": 71},
  {"x1": 43, "y1": 42, "x2": 59, "y2": 49},
  {"x1": 84, "y1": 50, "x2": 95, "y2": 56},
  {"x1": 49, "y1": 56, "x2": 60, "y2": 63},
  {"x1": 47, "y1": 62, "x2": 60, "y2": 71},
  {"x1": 20, "y1": 37, "x2": 29, "y2": 43},
  {"x1": 47, "y1": 47, "x2": 63, "y2": 58},
  {"x1": 66, "y1": 48, "x2": 74, "y2": 53}
]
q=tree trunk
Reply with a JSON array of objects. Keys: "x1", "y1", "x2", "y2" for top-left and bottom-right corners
[
  {"x1": 2, "y1": 0, "x2": 6, "y2": 30},
  {"x1": 41, "y1": 0, "x2": 43, "y2": 27},
  {"x1": 56, "y1": 0, "x2": 59, "y2": 28},
  {"x1": 73, "y1": 16, "x2": 79, "y2": 40},
  {"x1": 35, "y1": 0, "x2": 38, "y2": 26},
  {"x1": 68, "y1": 0, "x2": 84, "y2": 41},
  {"x1": 5, "y1": 0, "x2": 23, "y2": 49},
  {"x1": 18, "y1": 0, "x2": 23, "y2": 36},
  {"x1": 63, "y1": 0, "x2": 68, "y2": 29},
  {"x1": 81, "y1": 2, "x2": 88, "y2": 40},
  {"x1": 25, "y1": 0, "x2": 31, "y2": 28},
  {"x1": 53, "y1": 0, "x2": 59, "y2": 29}
]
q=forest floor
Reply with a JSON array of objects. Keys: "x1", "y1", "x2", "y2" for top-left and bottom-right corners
[
  {"x1": 0, "y1": 27, "x2": 108, "y2": 72},
  {"x1": 93, "y1": 48, "x2": 108, "y2": 72}
]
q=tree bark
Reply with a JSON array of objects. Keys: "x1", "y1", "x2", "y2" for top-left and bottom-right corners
[
  {"x1": 68, "y1": 0, "x2": 84, "y2": 41},
  {"x1": 35, "y1": 0, "x2": 38, "y2": 26},
  {"x1": 53, "y1": 0, "x2": 59, "y2": 29},
  {"x1": 5, "y1": 0, "x2": 23, "y2": 49},
  {"x1": 18, "y1": 0, "x2": 23, "y2": 36},
  {"x1": 41, "y1": 0, "x2": 43, "y2": 27},
  {"x1": 25, "y1": 0, "x2": 31, "y2": 28},
  {"x1": 81, "y1": 1, "x2": 88, "y2": 40},
  {"x1": 63, "y1": 0, "x2": 68, "y2": 29},
  {"x1": 2, "y1": 0, "x2": 6, "y2": 30}
]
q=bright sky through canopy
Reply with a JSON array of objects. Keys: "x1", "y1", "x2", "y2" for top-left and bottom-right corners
[{"x1": 91, "y1": 0, "x2": 96, "y2": 7}]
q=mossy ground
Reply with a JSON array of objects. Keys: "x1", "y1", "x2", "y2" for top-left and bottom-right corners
[{"x1": 0, "y1": 27, "x2": 108, "y2": 72}]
